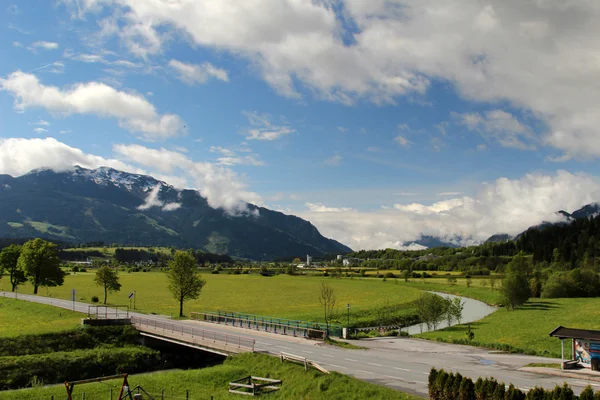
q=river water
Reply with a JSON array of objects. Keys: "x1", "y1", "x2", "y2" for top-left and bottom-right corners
[{"x1": 404, "y1": 291, "x2": 498, "y2": 335}]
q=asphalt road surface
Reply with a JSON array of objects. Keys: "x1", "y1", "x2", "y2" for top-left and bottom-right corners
[{"x1": 2, "y1": 291, "x2": 596, "y2": 397}]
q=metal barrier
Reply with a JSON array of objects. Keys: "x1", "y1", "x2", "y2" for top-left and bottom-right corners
[
  {"x1": 87, "y1": 305, "x2": 129, "y2": 319},
  {"x1": 190, "y1": 312, "x2": 327, "y2": 340},
  {"x1": 190, "y1": 310, "x2": 341, "y2": 337},
  {"x1": 131, "y1": 316, "x2": 255, "y2": 352}
]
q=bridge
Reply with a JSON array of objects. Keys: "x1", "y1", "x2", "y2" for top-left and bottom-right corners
[{"x1": 1, "y1": 292, "x2": 592, "y2": 398}]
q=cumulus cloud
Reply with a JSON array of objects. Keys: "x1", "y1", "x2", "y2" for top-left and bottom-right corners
[
  {"x1": 454, "y1": 110, "x2": 535, "y2": 150},
  {"x1": 168, "y1": 59, "x2": 229, "y2": 85},
  {"x1": 241, "y1": 111, "x2": 294, "y2": 141},
  {"x1": 33, "y1": 127, "x2": 48, "y2": 133},
  {"x1": 0, "y1": 71, "x2": 185, "y2": 141},
  {"x1": 298, "y1": 171, "x2": 600, "y2": 250},
  {"x1": 64, "y1": 0, "x2": 600, "y2": 158},
  {"x1": 113, "y1": 144, "x2": 261, "y2": 213},
  {"x1": 0, "y1": 138, "x2": 258, "y2": 214},
  {"x1": 0, "y1": 137, "x2": 141, "y2": 177}
]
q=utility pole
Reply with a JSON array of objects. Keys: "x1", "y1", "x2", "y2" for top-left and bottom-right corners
[{"x1": 346, "y1": 303, "x2": 350, "y2": 329}]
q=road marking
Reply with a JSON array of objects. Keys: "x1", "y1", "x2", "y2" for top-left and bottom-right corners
[
  {"x1": 421, "y1": 372, "x2": 429, "y2": 375},
  {"x1": 276, "y1": 346, "x2": 292, "y2": 350},
  {"x1": 257, "y1": 341, "x2": 271, "y2": 345},
  {"x1": 345, "y1": 358, "x2": 358, "y2": 362},
  {"x1": 327, "y1": 364, "x2": 347, "y2": 369},
  {"x1": 321, "y1": 354, "x2": 334, "y2": 358},
  {"x1": 367, "y1": 362, "x2": 382, "y2": 367},
  {"x1": 414, "y1": 381, "x2": 427, "y2": 385},
  {"x1": 394, "y1": 367, "x2": 411, "y2": 371},
  {"x1": 301, "y1": 350, "x2": 313, "y2": 354},
  {"x1": 356, "y1": 370, "x2": 375, "y2": 375}
]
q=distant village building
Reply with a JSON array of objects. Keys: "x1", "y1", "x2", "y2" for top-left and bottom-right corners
[
  {"x1": 306, "y1": 254, "x2": 312, "y2": 266},
  {"x1": 342, "y1": 257, "x2": 363, "y2": 267}
]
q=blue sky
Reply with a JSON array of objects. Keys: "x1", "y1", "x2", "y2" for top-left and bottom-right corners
[{"x1": 2, "y1": 1, "x2": 600, "y2": 250}]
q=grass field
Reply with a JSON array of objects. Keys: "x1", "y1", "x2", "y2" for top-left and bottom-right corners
[
  {"x1": 62, "y1": 246, "x2": 173, "y2": 256},
  {"x1": 400, "y1": 279, "x2": 504, "y2": 305},
  {"x1": 418, "y1": 297, "x2": 600, "y2": 358},
  {"x1": 0, "y1": 353, "x2": 424, "y2": 400},
  {"x1": 0, "y1": 297, "x2": 82, "y2": 337},
  {"x1": 0, "y1": 273, "x2": 422, "y2": 325}
]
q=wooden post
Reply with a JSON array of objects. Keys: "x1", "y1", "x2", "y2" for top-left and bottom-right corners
[
  {"x1": 161, "y1": 389, "x2": 164, "y2": 399},
  {"x1": 186, "y1": 390, "x2": 189, "y2": 399}
]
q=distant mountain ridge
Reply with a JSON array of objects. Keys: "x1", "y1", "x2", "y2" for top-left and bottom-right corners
[{"x1": 0, "y1": 166, "x2": 351, "y2": 260}]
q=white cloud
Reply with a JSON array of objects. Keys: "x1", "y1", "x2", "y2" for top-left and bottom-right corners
[
  {"x1": 209, "y1": 146, "x2": 264, "y2": 166},
  {"x1": 0, "y1": 71, "x2": 185, "y2": 141},
  {"x1": 34, "y1": 119, "x2": 50, "y2": 126},
  {"x1": 162, "y1": 202, "x2": 182, "y2": 211},
  {"x1": 305, "y1": 202, "x2": 357, "y2": 213},
  {"x1": 65, "y1": 0, "x2": 600, "y2": 159},
  {"x1": 0, "y1": 137, "x2": 141, "y2": 177},
  {"x1": 454, "y1": 110, "x2": 535, "y2": 150},
  {"x1": 365, "y1": 146, "x2": 381, "y2": 152},
  {"x1": 325, "y1": 154, "x2": 342, "y2": 166},
  {"x1": 31, "y1": 41, "x2": 59, "y2": 50},
  {"x1": 6, "y1": 5, "x2": 19, "y2": 14},
  {"x1": 137, "y1": 184, "x2": 163, "y2": 210},
  {"x1": 394, "y1": 135, "x2": 410, "y2": 147},
  {"x1": 241, "y1": 111, "x2": 294, "y2": 141},
  {"x1": 0, "y1": 137, "x2": 260, "y2": 215},
  {"x1": 438, "y1": 191, "x2": 463, "y2": 196},
  {"x1": 59, "y1": 130, "x2": 71, "y2": 134},
  {"x1": 33, "y1": 127, "x2": 48, "y2": 133},
  {"x1": 298, "y1": 171, "x2": 600, "y2": 250},
  {"x1": 337, "y1": 126, "x2": 347, "y2": 132},
  {"x1": 113, "y1": 144, "x2": 261, "y2": 213},
  {"x1": 168, "y1": 59, "x2": 229, "y2": 85}
]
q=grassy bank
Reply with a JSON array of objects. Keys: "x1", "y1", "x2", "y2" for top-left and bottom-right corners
[
  {"x1": 0, "y1": 353, "x2": 424, "y2": 399},
  {"x1": 0, "y1": 297, "x2": 82, "y2": 337},
  {"x1": 417, "y1": 297, "x2": 600, "y2": 358},
  {"x1": 0, "y1": 273, "x2": 422, "y2": 326},
  {"x1": 401, "y1": 279, "x2": 503, "y2": 305}
]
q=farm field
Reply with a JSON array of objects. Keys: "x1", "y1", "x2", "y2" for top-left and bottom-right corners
[
  {"x1": 400, "y1": 279, "x2": 504, "y2": 305},
  {"x1": 417, "y1": 297, "x2": 600, "y2": 358},
  {"x1": 62, "y1": 246, "x2": 173, "y2": 256},
  {"x1": 0, "y1": 273, "x2": 422, "y2": 325},
  {"x1": 0, "y1": 352, "x2": 423, "y2": 400},
  {"x1": 0, "y1": 297, "x2": 82, "y2": 337}
]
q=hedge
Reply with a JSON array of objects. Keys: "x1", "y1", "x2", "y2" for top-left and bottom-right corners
[
  {"x1": 0, "y1": 346, "x2": 160, "y2": 390},
  {"x1": 0, "y1": 326, "x2": 140, "y2": 357},
  {"x1": 429, "y1": 367, "x2": 599, "y2": 400}
]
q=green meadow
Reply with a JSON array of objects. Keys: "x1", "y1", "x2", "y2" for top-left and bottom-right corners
[
  {"x1": 0, "y1": 273, "x2": 422, "y2": 325},
  {"x1": 0, "y1": 297, "x2": 82, "y2": 337}
]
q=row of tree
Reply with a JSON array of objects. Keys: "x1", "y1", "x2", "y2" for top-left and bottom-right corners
[
  {"x1": 416, "y1": 293, "x2": 464, "y2": 331},
  {"x1": 428, "y1": 367, "x2": 599, "y2": 400}
]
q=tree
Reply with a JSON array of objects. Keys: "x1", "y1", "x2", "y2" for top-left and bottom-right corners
[
  {"x1": 401, "y1": 269, "x2": 410, "y2": 282},
  {"x1": 0, "y1": 244, "x2": 26, "y2": 292},
  {"x1": 501, "y1": 269, "x2": 530, "y2": 310},
  {"x1": 17, "y1": 239, "x2": 64, "y2": 294},
  {"x1": 318, "y1": 282, "x2": 336, "y2": 336},
  {"x1": 166, "y1": 251, "x2": 206, "y2": 317},
  {"x1": 94, "y1": 266, "x2": 121, "y2": 304},
  {"x1": 451, "y1": 297, "x2": 465, "y2": 324}
]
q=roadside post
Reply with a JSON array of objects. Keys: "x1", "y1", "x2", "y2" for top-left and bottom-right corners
[{"x1": 71, "y1": 289, "x2": 76, "y2": 311}]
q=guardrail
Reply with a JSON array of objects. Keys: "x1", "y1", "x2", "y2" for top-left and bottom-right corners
[
  {"x1": 87, "y1": 305, "x2": 129, "y2": 319},
  {"x1": 130, "y1": 316, "x2": 255, "y2": 352},
  {"x1": 190, "y1": 311, "x2": 330, "y2": 340}
]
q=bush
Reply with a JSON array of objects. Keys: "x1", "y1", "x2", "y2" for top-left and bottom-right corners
[
  {"x1": 71, "y1": 266, "x2": 79, "y2": 272},
  {"x1": 0, "y1": 346, "x2": 160, "y2": 389},
  {"x1": 242, "y1": 269, "x2": 249, "y2": 274},
  {"x1": 90, "y1": 295, "x2": 99, "y2": 303},
  {"x1": 384, "y1": 272, "x2": 396, "y2": 279},
  {"x1": 80, "y1": 268, "x2": 87, "y2": 272}
]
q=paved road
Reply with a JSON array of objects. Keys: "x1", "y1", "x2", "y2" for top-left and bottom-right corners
[{"x1": 2, "y1": 292, "x2": 596, "y2": 397}]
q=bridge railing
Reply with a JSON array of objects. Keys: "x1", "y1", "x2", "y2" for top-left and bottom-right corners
[
  {"x1": 87, "y1": 305, "x2": 129, "y2": 319},
  {"x1": 130, "y1": 316, "x2": 255, "y2": 351},
  {"x1": 189, "y1": 312, "x2": 327, "y2": 340}
]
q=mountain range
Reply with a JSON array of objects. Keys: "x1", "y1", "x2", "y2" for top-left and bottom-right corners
[{"x1": 0, "y1": 167, "x2": 351, "y2": 260}]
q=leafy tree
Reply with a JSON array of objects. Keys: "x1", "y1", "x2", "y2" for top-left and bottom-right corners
[
  {"x1": 502, "y1": 256, "x2": 531, "y2": 310},
  {"x1": 17, "y1": 239, "x2": 64, "y2": 294},
  {"x1": 417, "y1": 293, "x2": 448, "y2": 331},
  {"x1": 451, "y1": 298, "x2": 465, "y2": 324},
  {"x1": 0, "y1": 244, "x2": 26, "y2": 292},
  {"x1": 166, "y1": 251, "x2": 206, "y2": 317},
  {"x1": 579, "y1": 386, "x2": 595, "y2": 400},
  {"x1": 318, "y1": 282, "x2": 336, "y2": 336},
  {"x1": 94, "y1": 266, "x2": 122, "y2": 304}
]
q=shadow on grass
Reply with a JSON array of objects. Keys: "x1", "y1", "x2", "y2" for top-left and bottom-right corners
[{"x1": 521, "y1": 301, "x2": 559, "y2": 311}]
